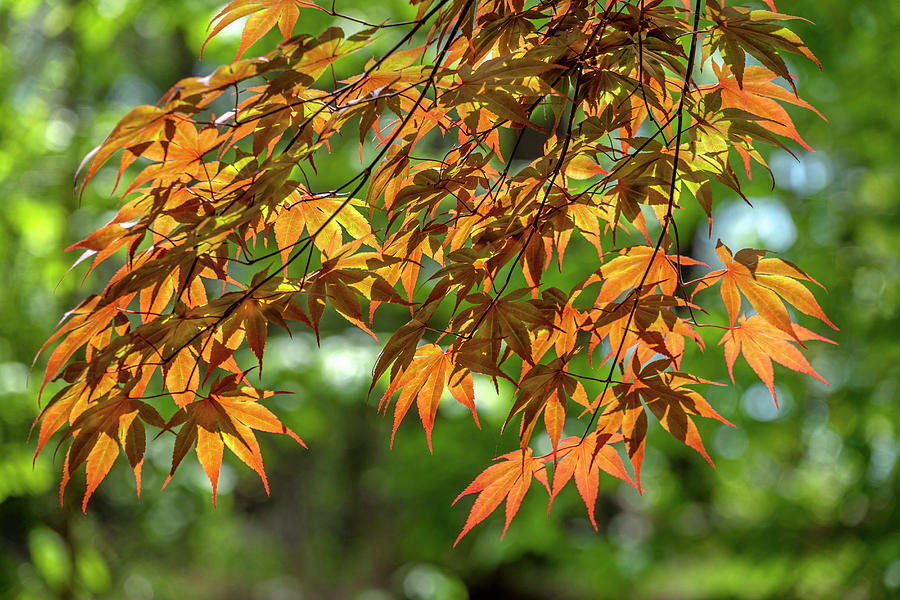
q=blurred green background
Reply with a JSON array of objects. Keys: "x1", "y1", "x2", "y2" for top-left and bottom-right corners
[{"x1": 0, "y1": 0, "x2": 896, "y2": 598}]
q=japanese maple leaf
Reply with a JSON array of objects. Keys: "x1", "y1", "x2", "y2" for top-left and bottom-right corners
[
  {"x1": 529, "y1": 290, "x2": 586, "y2": 363},
  {"x1": 378, "y1": 344, "x2": 479, "y2": 452},
  {"x1": 605, "y1": 357, "x2": 733, "y2": 487},
  {"x1": 594, "y1": 245, "x2": 705, "y2": 305},
  {"x1": 453, "y1": 289, "x2": 552, "y2": 366},
  {"x1": 721, "y1": 314, "x2": 836, "y2": 404},
  {"x1": 204, "y1": 0, "x2": 323, "y2": 60},
  {"x1": 35, "y1": 296, "x2": 118, "y2": 396},
  {"x1": 504, "y1": 360, "x2": 576, "y2": 453},
  {"x1": 130, "y1": 120, "x2": 227, "y2": 190},
  {"x1": 307, "y1": 261, "x2": 405, "y2": 341},
  {"x1": 369, "y1": 307, "x2": 437, "y2": 393},
  {"x1": 548, "y1": 433, "x2": 636, "y2": 530},
  {"x1": 452, "y1": 447, "x2": 549, "y2": 546},
  {"x1": 589, "y1": 294, "x2": 703, "y2": 368},
  {"x1": 705, "y1": 5, "x2": 819, "y2": 92},
  {"x1": 710, "y1": 61, "x2": 824, "y2": 151},
  {"x1": 50, "y1": 393, "x2": 164, "y2": 511},
  {"x1": 76, "y1": 106, "x2": 171, "y2": 196},
  {"x1": 162, "y1": 378, "x2": 304, "y2": 505},
  {"x1": 274, "y1": 191, "x2": 370, "y2": 262},
  {"x1": 693, "y1": 240, "x2": 836, "y2": 341},
  {"x1": 163, "y1": 348, "x2": 201, "y2": 408}
]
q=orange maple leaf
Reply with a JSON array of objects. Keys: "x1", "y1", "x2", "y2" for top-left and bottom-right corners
[
  {"x1": 378, "y1": 344, "x2": 479, "y2": 452},
  {"x1": 204, "y1": 0, "x2": 323, "y2": 60},
  {"x1": 693, "y1": 240, "x2": 837, "y2": 340},
  {"x1": 53, "y1": 395, "x2": 164, "y2": 511},
  {"x1": 452, "y1": 447, "x2": 549, "y2": 546},
  {"x1": 603, "y1": 358, "x2": 733, "y2": 487},
  {"x1": 162, "y1": 380, "x2": 304, "y2": 505},
  {"x1": 548, "y1": 433, "x2": 636, "y2": 530},
  {"x1": 710, "y1": 61, "x2": 825, "y2": 151},
  {"x1": 721, "y1": 314, "x2": 836, "y2": 404}
]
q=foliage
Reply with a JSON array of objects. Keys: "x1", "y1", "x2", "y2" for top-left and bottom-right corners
[{"x1": 32, "y1": 0, "x2": 834, "y2": 544}]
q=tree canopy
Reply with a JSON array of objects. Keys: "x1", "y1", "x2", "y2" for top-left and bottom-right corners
[{"x1": 30, "y1": 0, "x2": 838, "y2": 546}]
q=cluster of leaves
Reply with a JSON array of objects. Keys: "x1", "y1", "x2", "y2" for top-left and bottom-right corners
[{"x1": 34, "y1": 0, "x2": 834, "y2": 543}]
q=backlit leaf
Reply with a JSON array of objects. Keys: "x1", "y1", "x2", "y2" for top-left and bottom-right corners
[{"x1": 32, "y1": 0, "x2": 834, "y2": 542}]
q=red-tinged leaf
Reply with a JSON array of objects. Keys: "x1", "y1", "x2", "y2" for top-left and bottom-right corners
[
  {"x1": 455, "y1": 291, "x2": 551, "y2": 366},
  {"x1": 447, "y1": 367, "x2": 480, "y2": 430},
  {"x1": 36, "y1": 295, "x2": 99, "y2": 365},
  {"x1": 645, "y1": 387, "x2": 721, "y2": 466},
  {"x1": 370, "y1": 315, "x2": 430, "y2": 391},
  {"x1": 276, "y1": 193, "x2": 371, "y2": 262},
  {"x1": 81, "y1": 431, "x2": 119, "y2": 512},
  {"x1": 326, "y1": 278, "x2": 377, "y2": 339},
  {"x1": 548, "y1": 432, "x2": 635, "y2": 529},
  {"x1": 273, "y1": 198, "x2": 305, "y2": 269},
  {"x1": 32, "y1": 382, "x2": 86, "y2": 463},
  {"x1": 162, "y1": 385, "x2": 303, "y2": 502},
  {"x1": 38, "y1": 301, "x2": 117, "y2": 396},
  {"x1": 140, "y1": 277, "x2": 176, "y2": 319},
  {"x1": 215, "y1": 389, "x2": 305, "y2": 446},
  {"x1": 65, "y1": 221, "x2": 132, "y2": 256},
  {"x1": 379, "y1": 344, "x2": 478, "y2": 452},
  {"x1": 693, "y1": 241, "x2": 836, "y2": 339},
  {"x1": 452, "y1": 447, "x2": 548, "y2": 546},
  {"x1": 565, "y1": 154, "x2": 609, "y2": 180},
  {"x1": 600, "y1": 398, "x2": 648, "y2": 491},
  {"x1": 204, "y1": 327, "x2": 245, "y2": 385},
  {"x1": 705, "y1": 5, "x2": 820, "y2": 92},
  {"x1": 307, "y1": 266, "x2": 389, "y2": 341},
  {"x1": 522, "y1": 234, "x2": 546, "y2": 293},
  {"x1": 711, "y1": 62, "x2": 824, "y2": 151},
  {"x1": 221, "y1": 419, "x2": 269, "y2": 494},
  {"x1": 137, "y1": 401, "x2": 166, "y2": 429},
  {"x1": 285, "y1": 26, "x2": 356, "y2": 81},
  {"x1": 722, "y1": 314, "x2": 835, "y2": 404},
  {"x1": 570, "y1": 382, "x2": 591, "y2": 413},
  {"x1": 195, "y1": 419, "x2": 225, "y2": 506},
  {"x1": 161, "y1": 413, "x2": 197, "y2": 492},
  {"x1": 553, "y1": 300, "x2": 584, "y2": 359},
  {"x1": 620, "y1": 360, "x2": 734, "y2": 467},
  {"x1": 542, "y1": 394, "x2": 566, "y2": 457},
  {"x1": 590, "y1": 294, "x2": 704, "y2": 368},
  {"x1": 59, "y1": 450, "x2": 72, "y2": 507},
  {"x1": 205, "y1": 0, "x2": 322, "y2": 59},
  {"x1": 53, "y1": 396, "x2": 145, "y2": 509},
  {"x1": 502, "y1": 465, "x2": 532, "y2": 539},
  {"x1": 204, "y1": 2, "x2": 267, "y2": 57},
  {"x1": 76, "y1": 106, "x2": 169, "y2": 194}
]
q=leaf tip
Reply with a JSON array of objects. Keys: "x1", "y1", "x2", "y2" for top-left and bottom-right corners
[{"x1": 452, "y1": 528, "x2": 469, "y2": 548}]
